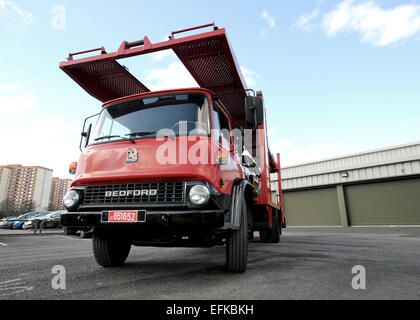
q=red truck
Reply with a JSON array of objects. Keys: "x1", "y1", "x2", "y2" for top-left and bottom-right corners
[{"x1": 60, "y1": 23, "x2": 284, "y2": 273}]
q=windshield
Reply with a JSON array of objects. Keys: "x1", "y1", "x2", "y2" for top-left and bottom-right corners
[
  {"x1": 33, "y1": 212, "x2": 49, "y2": 219},
  {"x1": 18, "y1": 212, "x2": 35, "y2": 219},
  {"x1": 90, "y1": 93, "x2": 210, "y2": 145}
]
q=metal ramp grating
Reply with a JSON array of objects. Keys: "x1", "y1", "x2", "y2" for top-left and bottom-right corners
[
  {"x1": 64, "y1": 60, "x2": 150, "y2": 102},
  {"x1": 60, "y1": 24, "x2": 249, "y2": 124}
]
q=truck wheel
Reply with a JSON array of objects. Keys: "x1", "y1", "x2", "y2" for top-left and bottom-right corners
[
  {"x1": 270, "y1": 211, "x2": 281, "y2": 244},
  {"x1": 259, "y1": 230, "x2": 270, "y2": 243},
  {"x1": 226, "y1": 196, "x2": 248, "y2": 273},
  {"x1": 92, "y1": 231, "x2": 131, "y2": 267},
  {"x1": 259, "y1": 210, "x2": 281, "y2": 243}
]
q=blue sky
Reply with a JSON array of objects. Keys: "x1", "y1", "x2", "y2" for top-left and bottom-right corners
[{"x1": 0, "y1": 0, "x2": 419, "y2": 178}]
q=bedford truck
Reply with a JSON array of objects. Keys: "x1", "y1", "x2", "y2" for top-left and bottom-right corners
[{"x1": 60, "y1": 23, "x2": 284, "y2": 273}]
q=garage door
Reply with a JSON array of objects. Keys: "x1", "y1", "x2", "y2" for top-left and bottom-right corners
[
  {"x1": 345, "y1": 178, "x2": 420, "y2": 225},
  {"x1": 283, "y1": 187, "x2": 341, "y2": 226}
]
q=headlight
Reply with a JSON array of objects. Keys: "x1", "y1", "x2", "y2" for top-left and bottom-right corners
[
  {"x1": 189, "y1": 185, "x2": 210, "y2": 205},
  {"x1": 63, "y1": 190, "x2": 80, "y2": 209}
]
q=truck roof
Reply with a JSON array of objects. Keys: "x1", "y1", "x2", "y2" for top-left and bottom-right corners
[
  {"x1": 59, "y1": 23, "x2": 250, "y2": 126},
  {"x1": 102, "y1": 88, "x2": 215, "y2": 108}
]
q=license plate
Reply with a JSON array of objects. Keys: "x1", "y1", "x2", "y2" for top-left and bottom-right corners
[{"x1": 102, "y1": 210, "x2": 146, "y2": 223}]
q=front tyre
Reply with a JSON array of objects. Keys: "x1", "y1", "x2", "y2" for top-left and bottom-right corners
[
  {"x1": 226, "y1": 196, "x2": 248, "y2": 273},
  {"x1": 92, "y1": 230, "x2": 131, "y2": 267}
]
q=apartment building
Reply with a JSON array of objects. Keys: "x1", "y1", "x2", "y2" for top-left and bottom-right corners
[
  {"x1": 49, "y1": 177, "x2": 72, "y2": 211},
  {"x1": 0, "y1": 167, "x2": 12, "y2": 203},
  {"x1": 0, "y1": 164, "x2": 53, "y2": 211}
]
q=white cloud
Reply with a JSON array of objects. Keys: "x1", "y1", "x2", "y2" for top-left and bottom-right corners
[
  {"x1": 150, "y1": 37, "x2": 177, "y2": 61},
  {"x1": 261, "y1": 9, "x2": 276, "y2": 37},
  {"x1": 271, "y1": 139, "x2": 339, "y2": 166},
  {"x1": 0, "y1": 1, "x2": 35, "y2": 24},
  {"x1": 0, "y1": 83, "x2": 20, "y2": 90},
  {"x1": 322, "y1": 0, "x2": 420, "y2": 46},
  {"x1": 0, "y1": 84, "x2": 38, "y2": 116},
  {"x1": 240, "y1": 66, "x2": 257, "y2": 88},
  {"x1": 151, "y1": 50, "x2": 176, "y2": 61},
  {"x1": 0, "y1": 83, "x2": 80, "y2": 178},
  {"x1": 143, "y1": 61, "x2": 198, "y2": 91},
  {"x1": 0, "y1": 117, "x2": 80, "y2": 179},
  {"x1": 295, "y1": 9, "x2": 320, "y2": 31}
]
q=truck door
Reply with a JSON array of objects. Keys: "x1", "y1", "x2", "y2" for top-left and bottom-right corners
[{"x1": 212, "y1": 106, "x2": 241, "y2": 194}]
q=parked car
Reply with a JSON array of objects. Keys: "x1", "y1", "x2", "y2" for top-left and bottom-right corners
[
  {"x1": 20, "y1": 212, "x2": 50, "y2": 230},
  {"x1": 11, "y1": 212, "x2": 39, "y2": 229},
  {"x1": 41, "y1": 211, "x2": 63, "y2": 228},
  {"x1": 0, "y1": 216, "x2": 17, "y2": 229}
]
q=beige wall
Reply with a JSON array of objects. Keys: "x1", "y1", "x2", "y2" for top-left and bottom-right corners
[
  {"x1": 33, "y1": 168, "x2": 53, "y2": 210},
  {"x1": 0, "y1": 168, "x2": 11, "y2": 203}
]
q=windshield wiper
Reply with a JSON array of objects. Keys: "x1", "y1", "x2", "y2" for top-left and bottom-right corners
[
  {"x1": 94, "y1": 135, "x2": 135, "y2": 144},
  {"x1": 94, "y1": 135, "x2": 121, "y2": 141},
  {"x1": 125, "y1": 131, "x2": 156, "y2": 137}
]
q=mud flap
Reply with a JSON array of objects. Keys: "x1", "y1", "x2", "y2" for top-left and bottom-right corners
[{"x1": 223, "y1": 180, "x2": 250, "y2": 230}]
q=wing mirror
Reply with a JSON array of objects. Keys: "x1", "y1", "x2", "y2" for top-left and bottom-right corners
[
  {"x1": 81, "y1": 123, "x2": 92, "y2": 149},
  {"x1": 245, "y1": 96, "x2": 263, "y2": 129},
  {"x1": 79, "y1": 112, "x2": 100, "y2": 151}
]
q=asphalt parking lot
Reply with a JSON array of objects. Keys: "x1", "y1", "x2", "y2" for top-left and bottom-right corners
[{"x1": 0, "y1": 227, "x2": 419, "y2": 300}]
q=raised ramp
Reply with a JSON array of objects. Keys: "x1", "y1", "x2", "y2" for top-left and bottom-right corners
[{"x1": 60, "y1": 24, "x2": 248, "y2": 123}]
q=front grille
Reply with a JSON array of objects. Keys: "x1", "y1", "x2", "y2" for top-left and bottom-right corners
[{"x1": 83, "y1": 181, "x2": 185, "y2": 205}]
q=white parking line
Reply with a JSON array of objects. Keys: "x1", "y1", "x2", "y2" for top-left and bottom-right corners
[
  {"x1": 0, "y1": 278, "x2": 20, "y2": 285},
  {"x1": 54, "y1": 235, "x2": 86, "y2": 241},
  {"x1": 0, "y1": 242, "x2": 8, "y2": 246}
]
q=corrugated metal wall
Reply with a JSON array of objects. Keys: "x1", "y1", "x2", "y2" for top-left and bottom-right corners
[
  {"x1": 346, "y1": 178, "x2": 420, "y2": 225},
  {"x1": 282, "y1": 177, "x2": 420, "y2": 226},
  {"x1": 283, "y1": 188, "x2": 341, "y2": 226},
  {"x1": 278, "y1": 142, "x2": 420, "y2": 190},
  {"x1": 271, "y1": 142, "x2": 420, "y2": 226}
]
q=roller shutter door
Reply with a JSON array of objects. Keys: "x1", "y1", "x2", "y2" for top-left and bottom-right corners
[
  {"x1": 345, "y1": 178, "x2": 420, "y2": 225},
  {"x1": 283, "y1": 187, "x2": 341, "y2": 226}
]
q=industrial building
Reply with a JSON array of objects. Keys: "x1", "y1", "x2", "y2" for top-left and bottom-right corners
[{"x1": 271, "y1": 142, "x2": 420, "y2": 226}]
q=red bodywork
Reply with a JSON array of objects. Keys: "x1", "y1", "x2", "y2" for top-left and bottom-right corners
[{"x1": 60, "y1": 23, "x2": 284, "y2": 225}]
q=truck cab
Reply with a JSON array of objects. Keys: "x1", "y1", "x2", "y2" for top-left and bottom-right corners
[{"x1": 60, "y1": 24, "x2": 284, "y2": 273}]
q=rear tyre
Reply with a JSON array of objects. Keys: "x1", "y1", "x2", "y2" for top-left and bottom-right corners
[
  {"x1": 270, "y1": 211, "x2": 281, "y2": 243},
  {"x1": 226, "y1": 196, "x2": 248, "y2": 273},
  {"x1": 259, "y1": 230, "x2": 270, "y2": 243},
  {"x1": 259, "y1": 210, "x2": 281, "y2": 243},
  {"x1": 93, "y1": 231, "x2": 131, "y2": 267}
]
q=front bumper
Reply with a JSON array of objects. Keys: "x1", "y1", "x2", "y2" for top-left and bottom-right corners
[{"x1": 60, "y1": 209, "x2": 226, "y2": 229}]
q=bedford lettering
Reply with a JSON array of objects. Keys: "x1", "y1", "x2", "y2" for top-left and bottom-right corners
[{"x1": 105, "y1": 190, "x2": 157, "y2": 197}]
